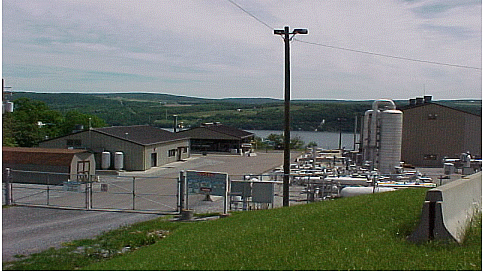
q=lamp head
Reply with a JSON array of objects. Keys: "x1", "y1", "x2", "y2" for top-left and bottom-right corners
[
  {"x1": 274, "y1": 29, "x2": 285, "y2": 35},
  {"x1": 293, "y1": 29, "x2": 308, "y2": 35}
]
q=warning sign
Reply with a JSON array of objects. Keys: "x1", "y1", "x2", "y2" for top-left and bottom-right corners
[{"x1": 186, "y1": 171, "x2": 228, "y2": 196}]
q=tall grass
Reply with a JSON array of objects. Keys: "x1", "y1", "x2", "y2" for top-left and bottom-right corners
[{"x1": 86, "y1": 188, "x2": 481, "y2": 271}]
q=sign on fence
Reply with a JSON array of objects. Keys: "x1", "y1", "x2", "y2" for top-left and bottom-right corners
[
  {"x1": 186, "y1": 171, "x2": 228, "y2": 196},
  {"x1": 183, "y1": 170, "x2": 229, "y2": 214}
]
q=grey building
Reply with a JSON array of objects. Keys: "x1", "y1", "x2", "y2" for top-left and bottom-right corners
[
  {"x1": 39, "y1": 125, "x2": 190, "y2": 171},
  {"x1": 3, "y1": 147, "x2": 95, "y2": 184},
  {"x1": 400, "y1": 97, "x2": 481, "y2": 167}
]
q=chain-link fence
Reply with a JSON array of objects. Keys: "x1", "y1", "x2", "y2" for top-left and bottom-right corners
[
  {"x1": 3, "y1": 169, "x2": 179, "y2": 214},
  {"x1": 3, "y1": 169, "x2": 333, "y2": 214}
]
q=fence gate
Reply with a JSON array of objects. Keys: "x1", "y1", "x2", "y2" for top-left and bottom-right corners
[{"x1": 3, "y1": 169, "x2": 179, "y2": 214}]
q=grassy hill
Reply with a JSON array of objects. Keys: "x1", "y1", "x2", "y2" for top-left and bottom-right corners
[{"x1": 86, "y1": 188, "x2": 480, "y2": 270}]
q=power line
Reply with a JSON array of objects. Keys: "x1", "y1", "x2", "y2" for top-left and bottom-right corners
[
  {"x1": 294, "y1": 38, "x2": 482, "y2": 71},
  {"x1": 226, "y1": 0, "x2": 481, "y2": 71},
  {"x1": 225, "y1": 0, "x2": 274, "y2": 30}
]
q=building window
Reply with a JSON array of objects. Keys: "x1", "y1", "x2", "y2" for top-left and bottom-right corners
[
  {"x1": 423, "y1": 154, "x2": 438, "y2": 160},
  {"x1": 168, "y1": 149, "x2": 176, "y2": 157},
  {"x1": 67, "y1": 139, "x2": 82, "y2": 147}
]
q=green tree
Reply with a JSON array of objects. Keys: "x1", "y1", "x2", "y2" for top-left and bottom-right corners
[
  {"x1": 306, "y1": 141, "x2": 318, "y2": 148},
  {"x1": 60, "y1": 110, "x2": 106, "y2": 135},
  {"x1": 9, "y1": 98, "x2": 63, "y2": 147},
  {"x1": 290, "y1": 135, "x2": 305, "y2": 149},
  {"x1": 3, "y1": 98, "x2": 106, "y2": 147},
  {"x1": 265, "y1": 133, "x2": 305, "y2": 150},
  {"x1": 2, "y1": 114, "x2": 17, "y2": 146}
]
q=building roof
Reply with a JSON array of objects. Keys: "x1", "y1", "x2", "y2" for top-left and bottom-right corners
[
  {"x1": 3, "y1": 147, "x2": 90, "y2": 166},
  {"x1": 399, "y1": 101, "x2": 482, "y2": 117},
  {"x1": 176, "y1": 123, "x2": 254, "y2": 140},
  {"x1": 92, "y1": 125, "x2": 190, "y2": 146}
]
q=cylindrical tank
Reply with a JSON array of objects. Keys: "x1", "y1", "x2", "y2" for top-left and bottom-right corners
[
  {"x1": 362, "y1": 109, "x2": 376, "y2": 166},
  {"x1": 378, "y1": 109, "x2": 403, "y2": 174},
  {"x1": 340, "y1": 186, "x2": 395, "y2": 197},
  {"x1": 114, "y1": 151, "x2": 124, "y2": 170},
  {"x1": 101, "y1": 151, "x2": 111, "y2": 170},
  {"x1": 5, "y1": 102, "x2": 14, "y2": 113},
  {"x1": 362, "y1": 110, "x2": 373, "y2": 148}
]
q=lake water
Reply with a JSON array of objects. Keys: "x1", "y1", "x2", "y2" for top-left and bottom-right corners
[{"x1": 248, "y1": 130, "x2": 359, "y2": 150}]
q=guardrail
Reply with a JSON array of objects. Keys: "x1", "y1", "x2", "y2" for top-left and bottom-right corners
[{"x1": 408, "y1": 172, "x2": 482, "y2": 244}]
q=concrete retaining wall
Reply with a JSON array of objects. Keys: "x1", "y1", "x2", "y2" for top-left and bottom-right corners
[{"x1": 408, "y1": 172, "x2": 482, "y2": 243}]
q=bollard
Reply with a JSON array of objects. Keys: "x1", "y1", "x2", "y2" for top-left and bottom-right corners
[{"x1": 180, "y1": 209, "x2": 194, "y2": 221}]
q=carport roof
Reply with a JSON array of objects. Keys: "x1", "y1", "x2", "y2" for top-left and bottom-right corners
[{"x1": 176, "y1": 124, "x2": 254, "y2": 140}]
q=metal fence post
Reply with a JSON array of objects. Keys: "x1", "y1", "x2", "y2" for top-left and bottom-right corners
[
  {"x1": 5, "y1": 168, "x2": 12, "y2": 206},
  {"x1": 46, "y1": 174, "x2": 50, "y2": 206},
  {"x1": 178, "y1": 171, "x2": 187, "y2": 212},
  {"x1": 90, "y1": 176, "x2": 93, "y2": 209},
  {"x1": 84, "y1": 176, "x2": 88, "y2": 209},
  {"x1": 132, "y1": 177, "x2": 136, "y2": 210}
]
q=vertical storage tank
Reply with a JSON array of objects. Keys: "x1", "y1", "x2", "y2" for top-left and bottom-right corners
[
  {"x1": 362, "y1": 99, "x2": 403, "y2": 174},
  {"x1": 362, "y1": 109, "x2": 375, "y2": 166},
  {"x1": 5, "y1": 102, "x2": 14, "y2": 113},
  {"x1": 114, "y1": 152, "x2": 124, "y2": 170},
  {"x1": 378, "y1": 109, "x2": 403, "y2": 174},
  {"x1": 101, "y1": 151, "x2": 111, "y2": 170}
]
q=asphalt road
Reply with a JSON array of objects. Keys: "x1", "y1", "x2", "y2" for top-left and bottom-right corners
[
  {"x1": 2, "y1": 206, "x2": 159, "y2": 262},
  {"x1": 2, "y1": 152, "x2": 291, "y2": 262}
]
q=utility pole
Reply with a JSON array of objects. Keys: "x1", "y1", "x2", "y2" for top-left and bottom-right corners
[
  {"x1": 274, "y1": 26, "x2": 308, "y2": 207},
  {"x1": 338, "y1": 118, "x2": 342, "y2": 150},
  {"x1": 173, "y1": 115, "x2": 178, "y2": 133}
]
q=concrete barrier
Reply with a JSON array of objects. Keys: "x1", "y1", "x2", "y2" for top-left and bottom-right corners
[{"x1": 408, "y1": 172, "x2": 482, "y2": 244}]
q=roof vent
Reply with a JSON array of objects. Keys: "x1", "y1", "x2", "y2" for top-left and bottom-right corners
[{"x1": 424, "y1": 95, "x2": 432, "y2": 103}]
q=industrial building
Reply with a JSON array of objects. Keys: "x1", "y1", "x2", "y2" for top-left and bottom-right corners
[
  {"x1": 400, "y1": 97, "x2": 482, "y2": 167},
  {"x1": 176, "y1": 123, "x2": 255, "y2": 153},
  {"x1": 39, "y1": 125, "x2": 190, "y2": 171},
  {"x1": 3, "y1": 147, "x2": 95, "y2": 184}
]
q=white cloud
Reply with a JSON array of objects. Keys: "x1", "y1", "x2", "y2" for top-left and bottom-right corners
[{"x1": 2, "y1": 0, "x2": 481, "y2": 99}]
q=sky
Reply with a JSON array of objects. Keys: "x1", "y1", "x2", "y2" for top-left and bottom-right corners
[{"x1": 2, "y1": 0, "x2": 482, "y2": 100}]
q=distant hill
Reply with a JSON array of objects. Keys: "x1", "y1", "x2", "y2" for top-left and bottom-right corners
[
  {"x1": 220, "y1": 97, "x2": 282, "y2": 104},
  {"x1": 8, "y1": 92, "x2": 481, "y2": 131}
]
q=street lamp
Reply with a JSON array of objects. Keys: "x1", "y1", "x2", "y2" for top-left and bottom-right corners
[{"x1": 274, "y1": 26, "x2": 308, "y2": 207}]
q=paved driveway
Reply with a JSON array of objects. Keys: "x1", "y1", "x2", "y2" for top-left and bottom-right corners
[{"x1": 2, "y1": 207, "x2": 159, "y2": 262}]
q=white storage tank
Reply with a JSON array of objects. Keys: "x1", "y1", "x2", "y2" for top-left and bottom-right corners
[
  {"x1": 340, "y1": 186, "x2": 396, "y2": 197},
  {"x1": 5, "y1": 102, "x2": 14, "y2": 113},
  {"x1": 378, "y1": 109, "x2": 403, "y2": 174},
  {"x1": 114, "y1": 151, "x2": 124, "y2": 170},
  {"x1": 101, "y1": 151, "x2": 111, "y2": 170},
  {"x1": 362, "y1": 99, "x2": 403, "y2": 174}
]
